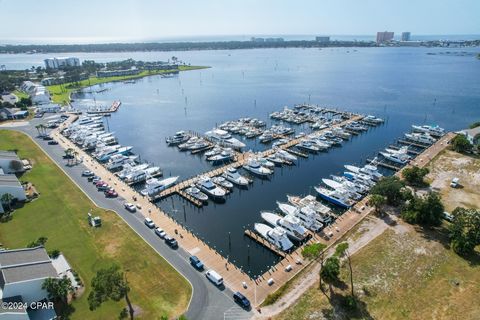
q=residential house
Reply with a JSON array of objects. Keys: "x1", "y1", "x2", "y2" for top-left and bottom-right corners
[
  {"x1": 0, "y1": 151, "x2": 24, "y2": 174},
  {"x1": 0, "y1": 174, "x2": 26, "y2": 202}
]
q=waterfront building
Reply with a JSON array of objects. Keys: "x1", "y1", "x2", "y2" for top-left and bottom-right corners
[
  {"x1": 20, "y1": 81, "x2": 50, "y2": 105},
  {"x1": 0, "y1": 150, "x2": 24, "y2": 174},
  {"x1": 315, "y1": 36, "x2": 330, "y2": 43},
  {"x1": 0, "y1": 173, "x2": 26, "y2": 201},
  {"x1": 251, "y1": 37, "x2": 265, "y2": 42},
  {"x1": 401, "y1": 32, "x2": 411, "y2": 41},
  {"x1": 96, "y1": 68, "x2": 141, "y2": 78},
  {"x1": 376, "y1": 31, "x2": 394, "y2": 44},
  {"x1": 44, "y1": 57, "x2": 80, "y2": 69}
]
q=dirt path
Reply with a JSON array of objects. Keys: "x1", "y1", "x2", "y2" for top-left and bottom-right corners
[{"x1": 254, "y1": 214, "x2": 399, "y2": 319}]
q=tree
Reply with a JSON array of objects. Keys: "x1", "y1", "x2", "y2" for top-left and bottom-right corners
[
  {"x1": 27, "y1": 236, "x2": 48, "y2": 248},
  {"x1": 301, "y1": 242, "x2": 326, "y2": 260},
  {"x1": 469, "y1": 121, "x2": 480, "y2": 129},
  {"x1": 371, "y1": 176, "x2": 405, "y2": 206},
  {"x1": 42, "y1": 276, "x2": 74, "y2": 305},
  {"x1": 335, "y1": 242, "x2": 355, "y2": 297},
  {"x1": 367, "y1": 194, "x2": 386, "y2": 215},
  {"x1": 48, "y1": 249, "x2": 61, "y2": 259},
  {"x1": 320, "y1": 256, "x2": 341, "y2": 292},
  {"x1": 9, "y1": 159, "x2": 24, "y2": 172},
  {"x1": 451, "y1": 134, "x2": 472, "y2": 153},
  {"x1": 88, "y1": 265, "x2": 133, "y2": 319},
  {"x1": 401, "y1": 192, "x2": 444, "y2": 226},
  {"x1": 402, "y1": 166, "x2": 430, "y2": 187},
  {"x1": 449, "y1": 207, "x2": 480, "y2": 256},
  {"x1": 0, "y1": 193, "x2": 15, "y2": 213}
]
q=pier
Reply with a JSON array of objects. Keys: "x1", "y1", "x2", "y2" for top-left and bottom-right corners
[
  {"x1": 244, "y1": 230, "x2": 286, "y2": 258},
  {"x1": 86, "y1": 100, "x2": 122, "y2": 115},
  {"x1": 397, "y1": 139, "x2": 431, "y2": 149},
  {"x1": 388, "y1": 144, "x2": 421, "y2": 155},
  {"x1": 367, "y1": 158, "x2": 403, "y2": 171}
]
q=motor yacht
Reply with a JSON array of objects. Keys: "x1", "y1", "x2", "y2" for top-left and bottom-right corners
[
  {"x1": 207, "y1": 148, "x2": 234, "y2": 164},
  {"x1": 205, "y1": 128, "x2": 246, "y2": 149},
  {"x1": 254, "y1": 223, "x2": 294, "y2": 252},
  {"x1": 295, "y1": 206, "x2": 324, "y2": 232},
  {"x1": 379, "y1": 147, "x2": 410, "y2": 165},
  {"x1": 243, "y1": 159, "x2": 272, "y2": 176},
  {"x1": 404, "y1": 132, "x2": 436, "y2": 145},
  {"x1": 345, "y1": 164, "x2": 382, "y2": 181},
  {"x1": 212, "y1": 176, "x2": 234, "y2": 190},
  {"x1": 274, "y1": 149, "x2": 297, "y2": 162},
  {"x1": 267, "y1": 154, "x2": 285, "y2": 166},
  {"x1": 261, "y1": 212, "x2": 308, "y2": 241},
  {"x1": 185, "y1": 185, "x2": 209, "y2": 203},
  {"x1": 411, "y1": 124, "x2": 445, "y2": 137},
  {"x1": 296, "y1": 141, "x2": 319, "y2": 153},
  {"x1": 195, "y1": 176, "x2": 226, "y2": 200},
  {"x1": 140, "y1": 176, "x2": 179, "y2": 196},
  {"x1": 222, "y1": 167, "x2": 249, "y2": 186},
  {"x1": 166, "y1": 131, "x2": 190, "y2": 146},
  {"x1": 314, "y1": 186, "x2": 355, "y2": 208}
]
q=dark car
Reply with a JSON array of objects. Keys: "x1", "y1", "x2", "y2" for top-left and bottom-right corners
[
  {"x1": 164, "y1": 236, "x2": 178, "y2": 248},
  {"x1": 42, "y1": 136, "x2": 53, "y2": 141},
  {"x1": 47, "y1": 140, "x2": 59, "y2": 145},
  {"x1": 62, "y1": 154, "x2": 74, "y2": 159},
  {"x1": 87, "y1": 175, "x2": 99, "y2": 182},
  {"x1": 189, "y1": 256, "x2": 204, "y2": 270},
  {"x1": 233, "y1": 292, "x2": 251, "y2": 309}
]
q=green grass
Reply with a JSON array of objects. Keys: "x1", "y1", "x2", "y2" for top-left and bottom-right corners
[
  {"x1": 0, "y1": 130, "x2": 192, "y2": 319},
  {"x1": 47, "y1": 65, "x2": 209, "y2": 104},
  {"x1": 275, "y1": 226, "x2": 480, "y2": 320}
]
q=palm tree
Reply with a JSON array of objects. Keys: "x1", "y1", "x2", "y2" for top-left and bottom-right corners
[
  {"x1": 35, "y1": 124, "x2": 41, "y2": 136},
  {"x1": 1, "y1": 193, "x2": 15, "y2": 213}
]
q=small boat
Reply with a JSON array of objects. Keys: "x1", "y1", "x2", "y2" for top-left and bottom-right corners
[
  {"x1": 140, "y1": 176, "x2": 179, "y2": 196},
  {"x1": 196, "y1": 176, "x2": 226, "y2": 200},
  {"x1": 212, "y1": 176, "x2": 234, "y2": 190},
  {"x1": 254, "y1": 223, "x2": 294, "y2": 252},
  {"x1": 261, "y1": 211, "x2": 308, "y2": 241},
  {"x1": 314, "y1": 186, "x2": 355, "y2": 208},
  {"x1": 222, "y1": 167, "x2": 249, "y2": 186},
  {"x1": 243, "y1": 159, "x2": 272, "y2": 177},
  {"x1": 166, "y1": 131, "x2": 190, "y2": 146},
  {"x1": 267, "y1": 154, "x2": 285, "y2": 166},
  {"x1": 185, "y1": 185, "x2": 209, "y2": 203}
]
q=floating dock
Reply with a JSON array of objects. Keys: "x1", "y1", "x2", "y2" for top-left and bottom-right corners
[
  {"x1": 86, "y1": 100, "x2": 121, "y2": 115},
  {"x1": 244, "y1": 230, "x2": 286, "y2": 258}
]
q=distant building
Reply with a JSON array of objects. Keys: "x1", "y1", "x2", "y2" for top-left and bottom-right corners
[
  {"x1": 376, "y1": 31, "x2": 394, "y2": 44},
  {"x1": 250, "y1": 37, "x2": 265, "y2": 42},
  {"x1": 0, "y1": 174, "x2": 26, "y2": 202},
  {"x1": 265, "y1": 37, "x2": 284, "y2": 42},
  {"x1": 44, "y1": 57, "x2": 80, "y2": 69},
  {"x1": 401, "y1": 32, "x2": 411, "y2": 41},
  {"x1": 36, "y1": 103, "x2": 61, "y2": 113},
  {"x1": 96, "y1": 68, "x2": 141, "y2": 78},
  {"x1": 459, "y1": 127, "x2": 480, "y2": 145},
  {"x1": 315, "y1": 36, "x2": 330, "y2": 43},
  {"x1": 20, "y1": 81, "x2": 50, "y2": 105},
  {"x1": 0, "y1": 150, "x2": 24, "y2": 174}
]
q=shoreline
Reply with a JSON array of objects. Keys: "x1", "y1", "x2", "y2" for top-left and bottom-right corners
[{"x1": 47, "y1": 65, "x2": 209, "y2": 105}]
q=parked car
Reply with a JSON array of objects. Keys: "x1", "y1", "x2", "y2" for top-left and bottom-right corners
[
  {"x1": 94, "y1": 180, "x2": 106, "y2": 187},
  {"x1": 154, "y1": 227, "x2": 166, "y2": 238},
  {"x1": 189, "y1": 256, "x2": 204, "y2": 270},
  {"x1": 97, "y1": 183, "x2": 109, "y2": 191},
  {"x1": 206, "y1": 269, "x2": 223, "y2": 286},
  {"x1": 144, "y1": 217, "x2": 155, "y2": 229},
  {"x1": 124, "y1": 202, "x2": 136, "y2": 212},
  {"x1": 42, "y1": 136, "x2": 53, "y2": 141},
  {"x1": 92, "y1": 176, "x2": 101, "y2": 183},
  {"x1": 443, "y1": 211, "x2": 454, "y2": 222},
  {"x1": 62, "y1": 154, "x2": 74, "y2": 159},
  {"x1": 164, "y1": 236, "x2": 178, "y2": 248},
  {"x1": 104, "y1": 189, "x2": 118, "y2": 198},
  {"x1": 82, "y1": 170, "x2": 94, "y2": 177},
  {"x1": 233, "y1": 292, "x2": 251, "y2": 309},
  {"x1": 47, "y1": 140, "x2": 58, "y2": 145},
  {"x1": 87, "y1": 175, "x2": 99, "y2": 182}
]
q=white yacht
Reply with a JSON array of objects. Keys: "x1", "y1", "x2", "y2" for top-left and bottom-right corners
[
  {"x1": 196, "y1": 176, "x2": 226, "y2": 200},
  {"x1": 345, "y1": 164, "x2": 382, "y2": 181},
  {"x1": 257, "y1": 157, "x2": 275, "y2": 168},
  {"x1": 207, "y1": 148, "x2": 234, "y2": 164},
  {"x1": 243, "y1": 159, "x2": 272, "y2": 177},
  {"x1": 140, "y1": 176, "x2": 179, "y2": 196},
  {"x1": 380, "y1": 147, "x2": 410, "y2": 165},
  {"x1": 275, "y1": 149, "x2": 297, "y2": 162},
  {"x1": 261, "y1": 212, "x2": 308, "y2": 241},
  {"x1": 117, "y1": 163, "x2": 150, "y2": 179},
  {"x1": 405, "y1": 132, "x2": 436, "y2": 145},
  {"x1": 267, "y1": 154, "x2": 285, "y2": 166},
  {"x1": 166, "y1": 131, "x2": 190, "y2": 145},
  {"x1": 411, "y1": 124, "x2": 445, "y2": 137},
  {"x1": 204, "y1": 146, "x2": 222, "y2": 158},
  {"x1": 322, "y1": 179, "x2": 362, "y2": 201},
  {"x1": 295, "y1": 206, "x2": 324, "y2": 232},
  {"x1": 222, "y1": 167, "x2": 249, "y2": 186},
  {"x1": 212, "y1": 176, "x2": 234, "y2": 190},
  {"x1": 363, "y1": 115, "x2": 384, "y2": 124},
  {"x1": 185, "y1": 185, "x2": 209, "y2": 203},
  {"x1": 315, "y1": 186, "x2": 355, "y2": 208},
  {"x1": 254, "y1": 223, "x2": 294, "y2": 252},
  {"x1": 106, "y1": 154, "x2": 138, "y2": 171},
  {"x1": 205, "y1": 128, "x2": 246, "y2": 149},
  {"x1": 286, "y1": 195, "x2": 332, "y2": 216}
]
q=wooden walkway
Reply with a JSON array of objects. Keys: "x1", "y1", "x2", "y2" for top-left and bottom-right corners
[
  {"x1": 398, "y1": 139, "x2": 431, "y2": 149},
  {"x1": 244, "y1": 230, "x2": 286, "y2": 258},
  {"x1": 367, "y1": 158, "x2": 403, "y2": 171}
]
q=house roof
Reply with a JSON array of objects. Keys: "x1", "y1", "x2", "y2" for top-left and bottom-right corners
[
  {"x1": 0, "y1": 174, "x2": 22, "y2": 187},
  {"x1": 0, "y1": 247, "x2": 58, "y2": 287},
  {"x1": 0, "y1": 150, "x2": 19, "y2": 160}
]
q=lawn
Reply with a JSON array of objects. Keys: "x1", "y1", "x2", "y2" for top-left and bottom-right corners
[
  {"x1": 275, "y1": 223, "x2": 480, "y2": 320},
  {"x1": 0, "y1": 130, "x2": 192, "y2": 319},
  {"x1": 47, "y1": 65, "x2": 209, "y2": 104},
  {"x1": 12, "y1": 89, "x2": 29, "y2": 100}
]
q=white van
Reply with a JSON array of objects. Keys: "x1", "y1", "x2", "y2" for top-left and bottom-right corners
[{"x1": 206, "y1": 269, "x2": 223, "y2": 286}]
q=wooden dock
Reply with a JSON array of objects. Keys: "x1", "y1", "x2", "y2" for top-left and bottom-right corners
[
  {"x1": 286, "y1": 148, "x2": 308, "y2": 158},
  {"x1": 397, "y1": 139, "x2": 430, "y2": 149},
  {"x1": 176, "y1": 190, "x2": 204, "y2": 207},
  {"x1": 86, "y1": 100, "x2": 121, "y2": 115},
  {"x1": 367, "y1": 158, "x2": 403, "y2": 171},
  {"x1": 244, "y1": 230, "x2": 286, "y2": 258}
]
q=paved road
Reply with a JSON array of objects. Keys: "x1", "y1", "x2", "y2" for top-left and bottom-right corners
[{"x1": 7, "y1": 119, "x2": 252, "y2": 320}]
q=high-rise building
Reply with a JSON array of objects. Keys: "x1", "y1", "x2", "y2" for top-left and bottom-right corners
[
  {"x1": 44, "y1": 57, "x2": 81, "y2": 69},
  {"x1": 401, "y1": 32, "x2": 411, "y2": 41},
  {"x1": 376, "y1": 31, "x2": 394, "y2": 44}
]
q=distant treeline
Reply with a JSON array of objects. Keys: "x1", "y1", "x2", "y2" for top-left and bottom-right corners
[{"x1": 0, "y1": 40, "x2": 378, "y2": 54}]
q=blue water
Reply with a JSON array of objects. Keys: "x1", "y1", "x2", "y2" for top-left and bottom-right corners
[{"x1": 5, "y1": 47, "x2": 480, "y2": 276}]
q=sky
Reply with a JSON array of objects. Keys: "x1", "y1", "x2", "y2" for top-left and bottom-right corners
[{"x1": 0, "y1": 0, "x2": 479, "y2": 44}]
